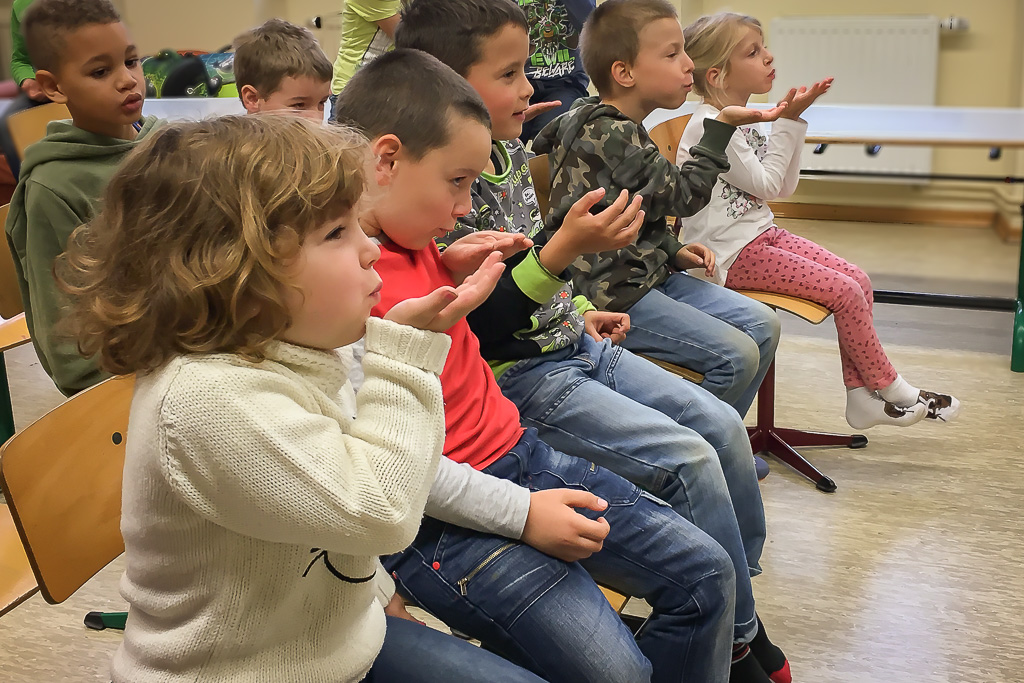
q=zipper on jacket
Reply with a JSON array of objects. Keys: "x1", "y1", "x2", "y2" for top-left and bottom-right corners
[{"x1": 456, "y1": 542, "x2": 517, "y2": 596}]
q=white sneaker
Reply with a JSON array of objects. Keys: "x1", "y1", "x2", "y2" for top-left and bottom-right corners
[
  {"x1": 846, "y1": 387, "x2": 928, "y2": 430},
  {"x1": 917, "y1": 390, "x2": 961, "y2": 423}
]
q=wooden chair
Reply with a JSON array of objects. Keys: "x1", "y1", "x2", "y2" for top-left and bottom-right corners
[
  {"x1": 650, "y1": 116, "x2": 867, "y2": 492},
  {"x1": 0, "y1": 502, "x2": 37, "y2": 617},
  {"x1": 0, "y1": 203, "x2": 33, "y2": 446},
  {"x1": 7, "y1": 103, "x2": 71, "y2": 161},
  {"x1": 0, "y1": 376, "x2": 134, "y2": 611}
]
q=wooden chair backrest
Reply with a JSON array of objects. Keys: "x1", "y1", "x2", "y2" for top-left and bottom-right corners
[
  {"x1": 528, "y1": 153, "x2": 551, "y2": 218},
  {"x1": 0, "y1": 375, "x2": 134, "y2": 603},
  {"x1": 648, "y1": 114, "x2": 692, "y2": 163},
  {"x1": 0, "y1": 204, "x2": 24, "y2": 318},
  {"x1": 8, "y1": 103, "x2": 71, "y2": 161}
]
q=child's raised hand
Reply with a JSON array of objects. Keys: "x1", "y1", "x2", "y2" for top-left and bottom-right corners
[
  {"x1": 384, "y1": 252, "x2": 505, "y2": 332},
  {"x1": 675, "y1": 243, "x2": 716, "y2": 278},
  {"x1": 777, "y1": 77, "x2": 833, "y2": 120},
  {"x1": 716, "y1": 101, "x2": 790, "y2": 127},
  {"x1": 520, "y1": 488, "x2": 611, "y2": 562},
  {"x1": 441, "y1": 231, "x2": 533, "y2": 284},
  {"x1": 583, "y1": 310, "x2": 630, "y2": 344},
  {"x1": 523, "y1": 100, "x2": 563, "y2": 122}
]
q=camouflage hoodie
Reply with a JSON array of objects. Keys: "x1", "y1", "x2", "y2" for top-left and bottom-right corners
[{"x1": 533, "y1": 96, "x2": 734, "y2": 312}]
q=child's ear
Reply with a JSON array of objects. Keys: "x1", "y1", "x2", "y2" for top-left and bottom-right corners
[
  {"x1": 34, "y1": 70, "x2": 65, "y2": 104},
  {"x1": 239, "y1": 85, "x2": 263, "y2": 114},
  {"x1": 705, "y1": 66, "x2": 723, "y2": 91},
  {"x1": 370, "y1": 134, "x2": 402, "y2": 186},
  {"x1": 610, "y1": 60, "x2": 635, "y2": 89}
]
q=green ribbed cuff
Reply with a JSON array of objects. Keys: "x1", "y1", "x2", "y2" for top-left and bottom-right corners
[{"x1": 511, "y1": 247, "x2": 566, "y2": 304}]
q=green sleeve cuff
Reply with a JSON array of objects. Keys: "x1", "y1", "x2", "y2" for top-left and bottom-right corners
[
  {"x1": 695, "y1": 118, "x2": 736, "y2": 155},
  {"x1": 572, "y1": 295, "x2": 595, "y2": 316},
  {"x1": 511, "y1": 246, "x2": 566, "y2": 304},
  {"x1": 11, "y1": 61, "x2": 34, "y2": 86}
]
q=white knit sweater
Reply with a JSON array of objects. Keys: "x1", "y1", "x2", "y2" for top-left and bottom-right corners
[
  {"x1": 111, "y1": 317, "x2": 451, "y2": 683},
  {"x1": 678, "y1": 102, "x2": 807, "y2": 284}
]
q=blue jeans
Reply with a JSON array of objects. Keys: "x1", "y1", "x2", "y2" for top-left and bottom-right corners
[
  {"x1": 498, "y1": 335, "x2": 764, "y2": 643},
  {"x1": 621, "y1": 272, "x2": 781, "y2": 417},
  {"x1": 385, "y1": 430, "x2": 735, "y2": 683},
  {"x1": 363, "y1": 616, "x2": 543, "y2": 682}
]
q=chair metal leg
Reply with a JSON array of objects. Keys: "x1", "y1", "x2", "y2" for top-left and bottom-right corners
[
  {"x1": 84, "y1": 610, "x2": 127, "y2": 630},
  {"x1": 745, "y1": 359, "x2": 864, "y2": 493}
]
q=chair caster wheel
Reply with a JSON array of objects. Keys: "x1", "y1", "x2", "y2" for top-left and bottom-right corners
[
  {"x1": 815, "y1": 476, "x2": 837, "y2": 493},
  {"x1": 849, "y1": 435, "x2": 868, "y2": 449}
]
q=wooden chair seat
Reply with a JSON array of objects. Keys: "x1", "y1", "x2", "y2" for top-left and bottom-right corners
[{"x1": 735, "y1": 290, "x2": 830, "y2": 325}]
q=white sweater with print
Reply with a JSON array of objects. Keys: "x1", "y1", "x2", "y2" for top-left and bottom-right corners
[
  {"x1": 677, "y1": 102, "x2": 807, "y2": 284},
  {"x1": 111, "y1": 317, "x2": 451, "y2": 683}
]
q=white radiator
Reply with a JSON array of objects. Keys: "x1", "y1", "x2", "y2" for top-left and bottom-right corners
[{"x1": 767, "y1": 16, "x2": 939, "y2": 177}]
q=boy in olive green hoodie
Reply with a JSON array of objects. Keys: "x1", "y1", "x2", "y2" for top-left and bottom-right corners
[{"x1": 4, "y1": 0, "x2": 160, "y2": 396}]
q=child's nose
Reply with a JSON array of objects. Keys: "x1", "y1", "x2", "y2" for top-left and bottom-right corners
[{"x1": 118, "y1": 67, "x2": 138, "y2": 90}]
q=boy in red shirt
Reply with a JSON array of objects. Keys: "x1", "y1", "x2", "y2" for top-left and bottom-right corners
[{"x1": 338, "y1": 48, "x2": 736, "y2": 683}]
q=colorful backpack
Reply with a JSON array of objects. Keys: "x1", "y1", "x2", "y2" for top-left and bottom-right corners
[{"x1": 142, "y1": 50, "x2": 236, "y2": 98}]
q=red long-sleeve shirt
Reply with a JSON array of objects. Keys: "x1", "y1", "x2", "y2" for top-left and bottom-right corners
[{"x1": 371, "y1": 240, "x2": 523, "y2": 470}]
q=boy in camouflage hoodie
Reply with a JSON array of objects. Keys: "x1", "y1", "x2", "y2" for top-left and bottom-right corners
[
  {"x1": 533, "y1": 0, "x2": 786, "y2": 420},
  {"x1": 396, "y1": 2, "x2": 793, "y2": 679}
]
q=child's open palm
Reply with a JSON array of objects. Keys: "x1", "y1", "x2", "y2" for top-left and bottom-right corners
[
  {"x1": 777, "y1": 78, "x2": 834, "y2": 120},
  {"x1": 564, "y1": 188, "x2": 645, "y2": 253},
  {"x1": 716, "y1": 101, "x2": 790, "y2": 127},
  {"x1": 384, "y1": 252, "x2": 505, "y2": 332},
  {"x1": 441, "y1": 231, "x2": 533, "y2": 284}
]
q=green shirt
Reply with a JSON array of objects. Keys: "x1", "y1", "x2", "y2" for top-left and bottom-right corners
[
  {"x1": 10, "y1": 0, "x2": 35, "y2": 85},
  {"x1": 331, "y1": 0, "x2": 401, "y2": 93}
]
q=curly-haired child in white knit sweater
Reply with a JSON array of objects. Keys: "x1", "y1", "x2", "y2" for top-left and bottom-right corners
[{"x1": 57, "y1": 114, "x2": 541, "y2": 683}]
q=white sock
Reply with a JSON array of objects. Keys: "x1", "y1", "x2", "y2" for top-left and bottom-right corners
[
  {"x1": 876, "y1": 374, "x2": 920, "y2": 408},
  {"x1": 846, "y1": 387, "x2": 927, "y2": 430}
]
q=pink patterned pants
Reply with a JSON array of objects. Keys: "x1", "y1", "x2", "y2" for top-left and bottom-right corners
[{"x1": 724, "y1": 227, "x2": 897, "y2": 390}]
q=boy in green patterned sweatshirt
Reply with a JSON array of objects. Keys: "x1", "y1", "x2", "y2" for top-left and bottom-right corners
[{"x1": 395, "y1": 2, "x2": 793, "y2": 678}]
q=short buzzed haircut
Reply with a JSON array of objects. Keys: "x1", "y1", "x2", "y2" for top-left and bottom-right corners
[
  {"x1": 332, "y1": 48, "x2": 490, "y2": 159},
  {"x1": 582, "y1": 0, "x2": 678, "y2": 96},
  {"x1": 233, "y1": 18, "x2": 333, "y2": 97},
  {"x1": 22, "y1": 0, "x2": 121, "y2": 74},
  {"x1": 395, "y1": 0, "x2": 528, "y2": 77}
]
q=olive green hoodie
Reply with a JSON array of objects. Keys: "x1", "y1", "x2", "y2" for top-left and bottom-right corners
[{"x1": 4, "y1": 116, "x2": 161, "y2": 395}]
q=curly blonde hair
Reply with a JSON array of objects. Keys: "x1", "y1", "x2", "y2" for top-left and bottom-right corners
[
  {"x1": 683, "y1": 12, "x2": 763, "y2": 101},
  {"x1": 58, "y1": 115, "x2": 369, "y2": 375}
]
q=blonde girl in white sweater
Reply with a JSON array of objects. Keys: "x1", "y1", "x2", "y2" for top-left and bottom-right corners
[
  {"x1": 677, "y1": 12, "x2": 961, "y2": 430},
  {"x1": 58, "y1": 115, "x2": 542, "y2": 683}
]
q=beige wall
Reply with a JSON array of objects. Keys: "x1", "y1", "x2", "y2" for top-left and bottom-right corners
[
  {"x1": 30, "y1": 0, "x2": 1024, "y2": 224},
  {"x1": 119, "y1": 0, "x2": 342, "y2": 63}
]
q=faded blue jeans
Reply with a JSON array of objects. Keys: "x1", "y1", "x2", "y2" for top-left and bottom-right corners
[
  {"x1": 497, "y1": 335, "x2": 765, "y2": 644},
  {"x1": 385, "y1": 429, "x2": 735, "y2": 683},
  {"x1": 362, "y1": 616, "x2": 543, "y2": 682},
  {"x1": 621, "y1": 272, "x2": 781, "y2": 417}
]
